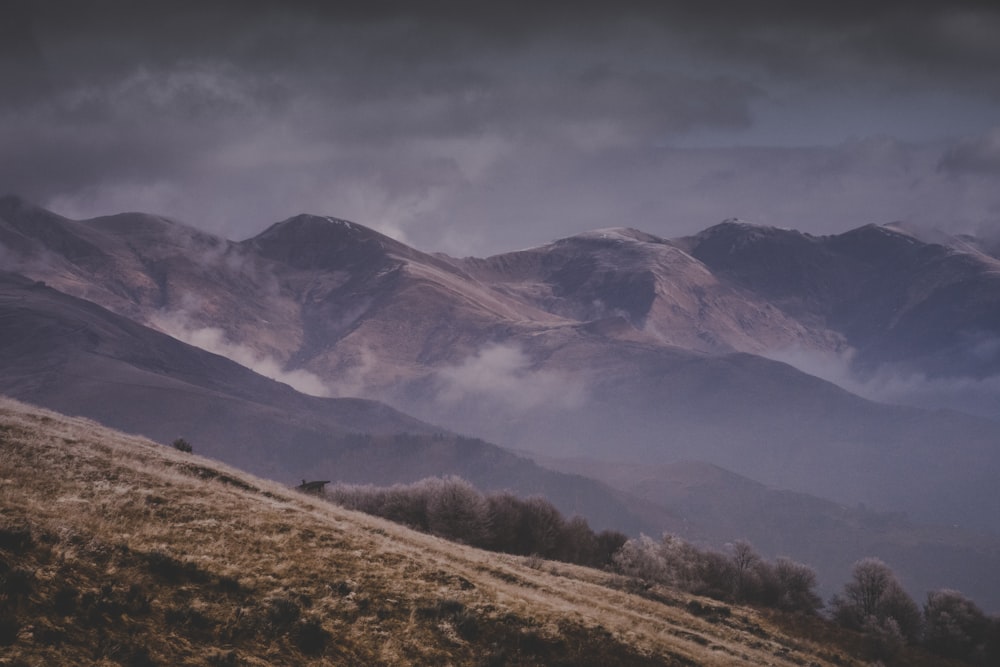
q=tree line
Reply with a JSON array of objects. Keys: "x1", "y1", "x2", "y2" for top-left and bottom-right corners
[
  {"x1": 831, "y1": 557, "x2": 999, "y2": 663},
  {"x1": 325, "y1": 476, "x2": 627, "y2": 569},
  {"x1": 615, "y1": 534, "x2": 999, "y2": 663},
  {"x1": 613, "y1": 534, "x2": 822, "y2": 614},
  {"x1": 323, "y1": 476, "x2": 999, "y2": 665}
]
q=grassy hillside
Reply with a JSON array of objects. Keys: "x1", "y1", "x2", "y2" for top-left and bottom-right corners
[{"x1": 0, "y1": 398, "x2": 943, "y2": 666}]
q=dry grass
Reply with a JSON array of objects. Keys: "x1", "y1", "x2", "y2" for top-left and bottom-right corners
[{"x1": 0, "y1": 397, "x2": 872, "y2": 666}]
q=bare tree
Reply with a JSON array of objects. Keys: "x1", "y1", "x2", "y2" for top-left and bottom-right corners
[
  {"x1": 520, "y1": 496, "x2": 564, "y2": 558},
  {"x1": 923, "y1": 589, "x2": 991, "y2": 662},
  {"x1": 846, "y1": 557, "x2": 892, "y2": 618},
  {"x1": 485, "y1": 492, "x2": 526, "y2": 554},
  {"x1": 772, "y1": 557, "x2": 822, "y2": 613},
  {"x1": 728, "y1": 539, "x2": 759, "y2": 600},
  {"x1": 554, "y1": 516, "x2": 598, "y2": 566},
  {"x1": 612, "y1": 534, "x2": 671, "y2": 584},
  {"x1": 831, "y1": 557, "x2": 921, "y2": 644},
  {"x1": 426, "y1": 476, "x2": 490, "y2": 546}
]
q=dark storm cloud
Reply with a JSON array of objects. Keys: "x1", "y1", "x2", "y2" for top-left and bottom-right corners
[
  {"x1": 2, "y1": 1, "x2": 999, "y2": 251},
  {"x1": 16, "y1": 1, "x2": 1000, "y2": 87}
]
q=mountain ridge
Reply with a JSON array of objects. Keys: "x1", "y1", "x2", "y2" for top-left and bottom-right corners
[
  {"x1": 4, "y1": 197, "x2": 1000, "y2": 610},
  {"x1": 4, "y1": 198, "x2": 1000, "y2": 529},
  {"x1": 0, "y1": 269, "x2": 653, "y2": 534}
]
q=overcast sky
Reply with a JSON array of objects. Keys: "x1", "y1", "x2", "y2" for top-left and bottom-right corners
[{"x1": 2, "y1": 0, "x2": 999, "y2": 255}]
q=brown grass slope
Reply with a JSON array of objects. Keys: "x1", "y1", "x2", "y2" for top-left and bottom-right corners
[{"x1": 0, "y1": 397, "x2": 888, "y2": 667}]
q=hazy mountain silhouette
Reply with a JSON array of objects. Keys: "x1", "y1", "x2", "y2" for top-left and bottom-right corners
[{"x1": 0, "y1": 269, "x2": 652, "y2": 533}]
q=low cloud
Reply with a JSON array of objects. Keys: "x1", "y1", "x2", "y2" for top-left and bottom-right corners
[
  {"x1": 324, "y1": 345, "x2": 380, "y2": 399},
  {"x1": 150, "y1": 310, "x2": 332, "y2": 397},
  {"x1": 436, "y1": 343, "x2": 586, "y2": 411},
  {"x1": 767, "y1": 346, "x2": 1000, "y2": 421}
]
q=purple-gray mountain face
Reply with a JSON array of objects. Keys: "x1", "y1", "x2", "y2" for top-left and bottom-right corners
[
  {"x1": 678, "y1": 220, "x2": 1000, "y2": 379},
  {"x1": 4, "y1": 194, "x2": 1000, "y2": 610},
  {"x1": 2, "y1": 194, "x2": 999, "y2": 527},
  {"x1": 0, "y1": 269, "x2": 651, "y2": 535}
]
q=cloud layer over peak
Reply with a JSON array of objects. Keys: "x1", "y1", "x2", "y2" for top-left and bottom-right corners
[{"x1": 3, "y1": 1, "x2": 999, "y2": 254}]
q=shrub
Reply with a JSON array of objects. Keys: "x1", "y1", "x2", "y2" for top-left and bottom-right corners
[
  {"x1": 0, "y1": 524, "x2": 33, "y2": 553},
  {"x1": 294, "y1": 616, "x2": 330, "y2": 655},
  {"x1": 691, "y1": 550, "x2": 736, "y2": 601},
  {"x1": 830, "y1": 558, "x2": 921, "y2": 645},
  {"x1": 611, "y1": 535, "x2": 672, "y2": 584},
  {"x1": 923, "y1": 589, "x2": 991, "y2": 662},
  {"x1": 519, "y1": 496, "x2": 564, "y2": 558},
  {"x1": 266, "y1": 595, "x2": 301, "y2": 630},
  {"x1": 594, "y1": 530, "x2": 628, "y2": 568},
  {"x1": 1, "y1": 567, "x2": 34, "y2": 598},
  {"x1": 171, "y1": 438, "x2": 193, "y2": 453},
  {"x1": 426, "y1": 477, "x2": 491, "y2": 546},
  {"x1": 611, "y1": 535, "x2": 823, "y2": 616},
  {"x1": 771, "y1": 557, "x2": 823, "y2": 613}
]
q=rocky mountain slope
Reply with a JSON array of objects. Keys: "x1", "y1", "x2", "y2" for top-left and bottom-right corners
[
  {"x1": 3, "y1": 195, "x2": 1000, "y2": 607},
  {"x1": 677, "y1": 220, "x2": 1000, "y2": 378},
  {"x1": 0, "y1": 398, "x2": 949, "y2": 666},
  {"x1": 0, "y1": 270, "x2": 651, "y2": 534}
]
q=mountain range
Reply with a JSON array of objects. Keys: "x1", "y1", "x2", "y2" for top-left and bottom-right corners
[
  {"x1": 0, "y1": 269, "x2": 651, "y2": 535},
  {"x1": 2, "y1": 193, "x2": 999, "y2": 610}
]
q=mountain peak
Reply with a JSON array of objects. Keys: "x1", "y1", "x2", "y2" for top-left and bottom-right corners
[
  {"x1": 252, "y1": 213, "x2": 383, "y2": 244},
  {"x1": 834, "y1": 222, "x2": 924, "y2": 251},
  {"x1": 699, "y1": 218, "x2": 787, "y2": 237},
  {"x1": 246, "y1": 213, "x2": 413, "y2": 271},
  {"x1": 564, "y1": 227, "x2": 670, "y2": 246},
  {"x1": 681, "y1": 218, "x2": 804, "y2": 257}
]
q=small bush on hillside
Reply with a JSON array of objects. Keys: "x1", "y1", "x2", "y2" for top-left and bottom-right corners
[
  {"x1": 1, "y1": 567, "x2": 35, "y2": 599},
  {"x1": 171, "y1": 438, "x2": 192, "y2": 453},
  {"x1": 770, "y1": 557, "x2": 823, "y2": 613},
  {"x1": 266, "y1": 596, "x2": 301, "y2": 629},
  {"x1": 294, "y1": 616, "x2": 330, "y2": 655},
  {"x1": 427, "y1": 477, "x2": 491, "y2": 546},
  {"x1": 0, "y1": 524, "x2": 33, "y2": 553}
]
